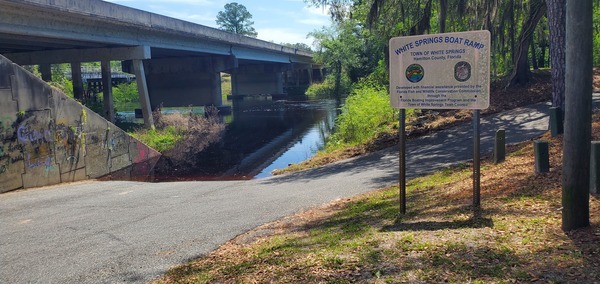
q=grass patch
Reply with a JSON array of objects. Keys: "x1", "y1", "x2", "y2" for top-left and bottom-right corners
[
  {"x1": 326, "y1": 84, "x2": 400, "y2": 151},
  {"x1": 155, "y1": 127, "x2": 600, "y2": 283},
  {"x1": 131, "y1": 108, "x2": 224, "y2": 159},
  {"x1": 131, "y1": 126, "x2": 182, "y2": 153}
]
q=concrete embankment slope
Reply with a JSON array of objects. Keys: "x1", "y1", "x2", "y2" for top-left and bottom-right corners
[{"x1": 0, "y1": 55, "x2": 160, "y2": 193}]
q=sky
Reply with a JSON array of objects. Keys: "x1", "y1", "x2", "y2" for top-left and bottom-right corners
[{"x1": 104, "y1": 0, "x2": 332, "y2": 47}]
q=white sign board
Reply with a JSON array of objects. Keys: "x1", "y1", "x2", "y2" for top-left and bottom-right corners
[{"x1": 389, "y1": 30, "x2": 491, "y2": 109}]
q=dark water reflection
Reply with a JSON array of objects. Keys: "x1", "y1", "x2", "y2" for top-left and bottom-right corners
[{"x1": 155, "y1": 98, "x2": 338, "y2": 181}]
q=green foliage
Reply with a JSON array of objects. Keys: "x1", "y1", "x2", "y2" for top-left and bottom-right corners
[
  {"x1": 594, "y1": 3, "x2": 600, "y2": 65},
  {"x1": 359, "y1": 59, "x2": 389, "y2": 87},
  {"x1": 48, "y1": 63, "x2": 74, "y2": 98},
  {"x1": 216, "y1": 2, "x2": 258, "y2": 37},
  {"x1": 306, "y1": 74, "x2": 351, "y2": 99},
  {"x1": 310, "y1": 19, "x2": 382, "y2": 99},
  {"x1": 326, "y1": 84, "x2": 396, "y2": 150},
  {"x1": 112, "y1": 83, "x2": 140, "y2": 111},
  {"x1": 84, "y1": 98, "x2": 105, "y2": 117},
  {"x1": 131, "y1": 126, "x2": 183, "y2": 153},
  {"x1": 307, "y1": 0, "x2": 600, "y2": 80},
  {"x1": 48, "y1": 79, "x2": 73, "y2": 98},
  {"x1": 221, "y1": 73, "x2": 232, "y2": 103}
]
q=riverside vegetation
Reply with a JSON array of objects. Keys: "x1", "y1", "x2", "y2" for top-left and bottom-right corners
[
  {"x1": 274, "y1": 70, "x2": 553, "y2": 175},
  {"x1": 132, "y1": 107, "x2": 224, "y2": 170}
]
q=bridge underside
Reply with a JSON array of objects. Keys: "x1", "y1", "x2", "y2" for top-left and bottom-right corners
[{"x1": 0, "y1": 0, "x2": 323, "y2": 128}]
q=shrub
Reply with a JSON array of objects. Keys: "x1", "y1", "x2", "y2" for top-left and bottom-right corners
[
  {"x1": 306, "y1": 74, "x2": 352, "y2": 99},
  {"x1": 49, "y1": 79, "x2": 74, "y2": 98},
  {"x1": 133, "y1": 126, "x2": 183, "y2": 153},
  {"x1": 112, "y1": 83, "x2": 140, "y2": 111},
  {"x1": 326, "y1": 84, "x2": 397, "y2": 150},
  {"x1": 132, "y1": 107, "x2": 225, "y2": 167}
]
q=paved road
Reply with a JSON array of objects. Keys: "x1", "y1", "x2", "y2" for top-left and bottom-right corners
[{"x1": 1, "y1": 99, "x2": 595, "y2": 283}]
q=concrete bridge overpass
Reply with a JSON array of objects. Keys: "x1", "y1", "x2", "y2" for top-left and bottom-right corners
[{"x1": 0, "y1": 0, "x2": 320, "y2": 128}]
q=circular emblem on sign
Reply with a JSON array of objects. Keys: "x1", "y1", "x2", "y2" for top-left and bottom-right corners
[
  {"x1": 405, "y1": 64, "x2": 424, "y2": 83},
  {"x1": 454, "y1": 61, "x2": 472, "y2": 82}
]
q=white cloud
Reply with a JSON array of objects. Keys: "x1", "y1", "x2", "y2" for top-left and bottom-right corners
[
  {"x1": 297, "y1": 5, "x2": 330, "y2": 27},
  {"x1": 304, "y1": 5, "x2": 330, "y2": 17},
  {"x1": 297, "y1": 17, "x2": 329, "y2": 26}
]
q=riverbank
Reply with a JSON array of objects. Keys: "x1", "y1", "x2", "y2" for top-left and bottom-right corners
[
  {"x1": 274, "y1": 70, "x2": 554, "y2": 175},
  {"x1": 155, "y1": 112, "x2": 600, "y2": 283}
]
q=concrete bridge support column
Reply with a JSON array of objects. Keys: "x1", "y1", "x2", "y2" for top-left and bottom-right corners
[
  {"x1": 231, "y1": 69, "x2": 239, "y2": 97},
  {"x1": 70, "y1": 62, "x2": 84, "y2": 100},
  {"x1": 39, "y1": 64, "x2": 52, "y2": 82},
  {"x1": 132, "y1": 59, "x2": 154, "y2": 129},
  {"x1": 295, "y1": 69, "x2": 300, "y2": 87},
  {"x1": 101, "y1": 60, "x2": 115, "y2": 122},
  {"x1": 210, "y1": 72, "x2": 223, "y2": 106}
]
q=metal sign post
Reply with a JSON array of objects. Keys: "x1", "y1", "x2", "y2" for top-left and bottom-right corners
[
  {"x1": 389, "y1": 31, "x2": 490, "y2": 214},
  {"x1": 399, "y1": 109, "x2": 407, "y2": 215},
  {"x1": 473, "y1": 109, "x2": 481, "y2": 207}
]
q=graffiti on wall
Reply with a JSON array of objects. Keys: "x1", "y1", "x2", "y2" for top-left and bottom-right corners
[
  {"x1": 0, "y1": 57, "x2": 162, "y2": 191},
  {"x1": 16, "y1": 115, "x2": 57, "y2": 176},
  {"x1": 107, "y1": 130, "x2": 128, "y2": 154},
  {"x1": 0, "y1": 114, "x2": 23, "y2": 177},
  {"x1": 54, "y1": 120, "x2": 85, "y2": 168}
]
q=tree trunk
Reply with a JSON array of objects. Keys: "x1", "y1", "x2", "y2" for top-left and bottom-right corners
[
  {"x1": 506, "y1": 0, "x2": 546, "y2": 88},
  {"x1": 538, "y1": 43, "x2": 546, "y2": 68},
  {"x1": 509, "y1": 0, "x2": 516, "y2": 65},
  {"x1": 438, "y1": 0, "x2": 448, "y2": 33},
  {"x1": 410, "y1": 0, "x2": 433, "y2": 35},
  {"x1": 547, "y1": 0, "x2": 566, "y2": 109},
  {"x1": 333, "y1": 60, "x2": 342, "y2": 100},
  {"x1": 562, "y1": 0, "x2": 592, "y2": 232},
  {"x1": 531, "y1": 34, "x2": 539, "y2": 70}
]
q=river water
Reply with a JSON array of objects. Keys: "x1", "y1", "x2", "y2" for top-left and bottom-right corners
[{"x1": 146, "y1": 98, "x2": 338, "y2": 181}]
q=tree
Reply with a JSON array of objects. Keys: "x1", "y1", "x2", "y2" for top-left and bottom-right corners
[
  {"x1": 506, "y1": 0, "x2": 546, "y2": 88},
  {"x1": 310, "y1": 20, "x2": 380, "y2": 97},
  {"x1": 305, "y1": 0, "x2": 599, "y2": 88},
  {"x1": 562, "y1": 0, "x2": 592, "y2": 231},
  {"x1": 216, "y1": 2, "x2": 258, "y2": 37},
  {"x1": 310, "y1": 23, "x2": 357, "y2": 99},
  {"x1": 547, "y1": 0, "x2": 566, "y2": 110}
]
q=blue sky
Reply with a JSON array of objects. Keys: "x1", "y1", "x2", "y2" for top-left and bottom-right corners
[{"x1": 104, "y1": 0, "x2": 332, "y2": 46}]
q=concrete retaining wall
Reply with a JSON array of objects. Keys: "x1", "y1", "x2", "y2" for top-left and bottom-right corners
[{"x1": 0, "y1": 55, "x2": 161, "y2": 193}]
